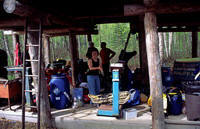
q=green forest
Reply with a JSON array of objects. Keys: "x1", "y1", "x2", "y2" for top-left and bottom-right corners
[{"x1": 0, "y1": 23, "x2": 199, "y2": 69}]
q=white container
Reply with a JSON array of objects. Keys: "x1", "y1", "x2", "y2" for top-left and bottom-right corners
[{"x1": 123, "y1": 108, "x2": 137, "y2": 120}]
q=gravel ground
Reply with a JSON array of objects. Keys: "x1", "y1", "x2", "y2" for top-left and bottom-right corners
[{"x1": 0, "y1": 118, "x2": 36, "y2": 129}]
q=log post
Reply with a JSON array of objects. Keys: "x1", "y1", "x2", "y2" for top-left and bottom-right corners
[
  {"x1": 138, "y1": 16, "x2": 150, "y2": 93},
  {"x1": 192, "y1": 31, "x2": 198, "y2": 58},
  {"x1": 139, "y1": 16, "x2": 148, "y2": 69},
  {"x1": 124, "y1": 3, "x2": 200, "y2": 16},
  {"x1": 69, "y1": 32, "x2": 79, "y2": 87},
  {"x1": 144, "y1": 12, "x2": 165, "y2": 129},
  {"x1": 43, "y1": 35, "x2": 50, "y2": 67}
]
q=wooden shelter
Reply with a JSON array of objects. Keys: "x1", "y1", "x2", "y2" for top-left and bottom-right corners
[{"x1": 0, "y1": 0, "x2": 200, "y2": 129}]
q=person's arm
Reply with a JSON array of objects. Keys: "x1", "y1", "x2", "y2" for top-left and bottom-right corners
[
  {"x1": 88, "y1": 59, "x2": 101, "y2": 71},
  {"x1": 109, "y1": 49, "x2": 116, "y2": 60}
]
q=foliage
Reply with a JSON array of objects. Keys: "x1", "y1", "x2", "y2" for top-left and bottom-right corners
[{"x1": 0, "y1": 24, "x2": 199, "y2": 70}]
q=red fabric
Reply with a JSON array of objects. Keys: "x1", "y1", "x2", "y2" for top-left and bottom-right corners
[
  {"x1": 14, "y1": 43, "x2": 22, "y2": 66},
  {"x1": 66, "y1": 74, "x2": 72, "y2": 86},
  {"x1": 100, "y1": 48, "x2": 112, "y2": 64}
]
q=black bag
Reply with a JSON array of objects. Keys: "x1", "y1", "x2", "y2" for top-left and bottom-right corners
[{"x1": 166, "y1": 87, "x2": 183, "y2": 115}]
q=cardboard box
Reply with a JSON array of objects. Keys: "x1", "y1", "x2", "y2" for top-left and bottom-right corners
[{"x1": 123, "y1": 108, "x2": 137, "y2": 120}]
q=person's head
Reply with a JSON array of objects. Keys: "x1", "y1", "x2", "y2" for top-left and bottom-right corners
[
  {"x1": 101, "y1": 42, "x2": 106, "y2": 49},
  {"x1": 91, "y1": 49, "x2": 99, "y2": 59},
  {"x1": 89, "y1": 42, "x2": 94, "y2": 48}
]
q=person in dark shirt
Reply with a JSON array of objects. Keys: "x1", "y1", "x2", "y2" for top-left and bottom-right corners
[
  {"x1": 87, "y1": 49, "x2": 103, "y2": 96},
  {"x1": 86, "y1": 42, "x2": 98, "y2": 59}
]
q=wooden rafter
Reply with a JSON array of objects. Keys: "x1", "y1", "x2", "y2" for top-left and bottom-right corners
[
  {"x1": 157, "y1": 26, "x2": 200, "y2": 32},
  {"x1": 2, "y1": 0, "x2": 93, "y2": 28},
  {"x1": 124, "y1": 2, "x2": 200, "y2": 16}
]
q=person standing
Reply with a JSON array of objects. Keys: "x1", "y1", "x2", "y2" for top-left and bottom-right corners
[
  {"x1": 87, "y1": 49, "x2": 103, "y2": 96},
  {"x1": 86, "y1": 42, "x2": 98, "y2": 59},
  {"x1": 100, "y1": 42, "x2": 116, "y2": 92}
]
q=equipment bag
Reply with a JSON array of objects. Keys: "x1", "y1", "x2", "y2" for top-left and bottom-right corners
[
  {"x1": 124, "y1": 89, "x2": 140, "y2": 107},
  {"x1": 167, "y1": 87, "x2": 183, "y2": 115}
]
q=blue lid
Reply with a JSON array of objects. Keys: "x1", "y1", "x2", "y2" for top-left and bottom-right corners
[{"x1": 51, "y1": 73, "x2": 66, "y2": 79}]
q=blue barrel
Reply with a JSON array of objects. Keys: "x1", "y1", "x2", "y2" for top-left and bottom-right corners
[
  {"x1": 161, "y1": 67, "x2": 173, "y2": 87},
  {"x1": 49, "y1": 73, "x2": 70, "y2": 109}
]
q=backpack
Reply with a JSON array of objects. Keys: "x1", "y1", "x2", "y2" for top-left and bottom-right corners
[{"x1": 124, "y1": 89, "x2": 140, "y2": 108}]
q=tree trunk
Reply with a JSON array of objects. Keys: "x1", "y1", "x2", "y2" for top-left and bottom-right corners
[
  {"x1": 192, "y1": 31, "x2": 198, "y2": 58},
  {"x1": 183, "y1": 32, "x2": 187, "y2": 57},
  {"x1": 163, "y1": 32, "x2": 169, "y2": 57},
  {"x1": 43, "y1": 35, "x2": 50, "y2": 67},
  {"x1": 168, "y1": 32, "x2": 173, "y2": 57},
  {"x1": 84, "y1": 35, "x2": 87, "y2": 47},
  {"x1": 63, "y1": 36, "x2": 69, "y2": 52},
  {"x1": 2, "y1": 31, "x2": 13, "y2": 65},
  {"x1": 98, "y1": 25, "x2": 101, "y2": 44},
  {"x1": 77, "y1": 35, "x2": 81, "y2": 58},
  {"x1": 144, "y1": 12, "x2": 165, "y2": 129},
  {"x1": 158, "y1": 32, "x2": 164, "y2": 65},
  {"x1": 51, "y1": 40, "x2": 55, "y2": 61},
  {"x1": 172, "y1": 32, "x2": 177, "y2": 56},
  {"x1": 188, "y1": 32, "x2": 192, "y2": 57}
]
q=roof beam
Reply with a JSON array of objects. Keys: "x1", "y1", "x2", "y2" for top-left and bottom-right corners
[
  {"x1": 124, "y1": 2, "x2": 200, "y2": 16},
  {"x1": 157, "y1": 26, "x2": 199, "y2": 32},
  {"x1": 3, "y1": 0, "x2": 89, "y2": 28},
  {"x1": 0, "y1": 25, "x2": 98, "y2": 35},
  {"x1": 47, "y1": 30, "x2": 98, "y2": 37},
  {"x1": 0, "y1": 17, "x2": 25, "y2": 27}
]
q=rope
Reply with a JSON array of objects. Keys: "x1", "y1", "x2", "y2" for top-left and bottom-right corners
[{"x1": 88, "y1": 91, "x2": 130, "y2": 105}]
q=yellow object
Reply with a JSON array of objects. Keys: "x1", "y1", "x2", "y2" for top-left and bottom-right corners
[
  {"x1": 147, "y1": 94, "x2": 167, "y2": 112},
  {"x1": 140, "y1": 93, "x2": 148, "y2": 103},
  {"x1": 147, "y1": 96, "x2": 152, "y2": 107}
]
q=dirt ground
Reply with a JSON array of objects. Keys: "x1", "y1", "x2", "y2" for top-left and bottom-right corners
[{"x1": 0, "y1": 118, "x2": 36, "y2": 129}]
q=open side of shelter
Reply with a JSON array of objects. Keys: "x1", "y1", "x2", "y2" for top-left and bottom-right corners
[{"x1": 0, "y1": 0, "x2": 200, "y2": 129}]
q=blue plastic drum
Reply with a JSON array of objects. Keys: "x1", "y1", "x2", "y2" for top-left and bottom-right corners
[{"x1": 49, "y1": 73, "x2": 70, "y2": 109}]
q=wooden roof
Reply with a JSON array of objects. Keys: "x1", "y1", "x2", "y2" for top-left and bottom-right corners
[{"x1": 0, "y1": 0, "x2": 200, "y2": 35}]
